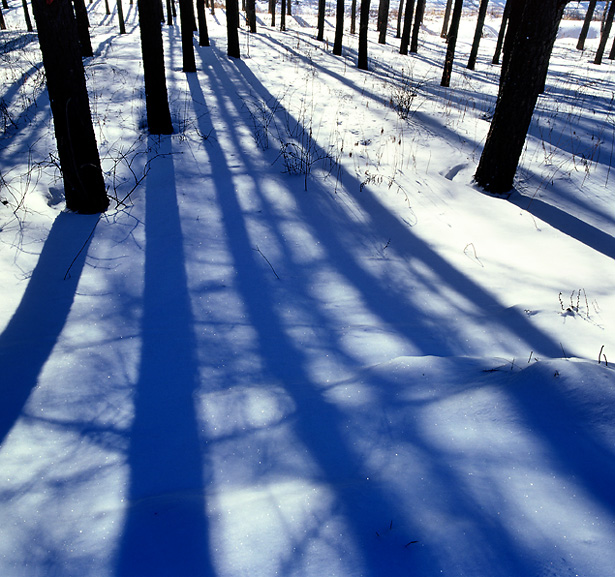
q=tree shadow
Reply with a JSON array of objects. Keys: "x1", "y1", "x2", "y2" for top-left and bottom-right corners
[
  {"x1": 0, "y1": 211, "x2": 99, "y2": 445},
  {"x1": 115, "y1": 136, "x2": 214, "y2": 576}
]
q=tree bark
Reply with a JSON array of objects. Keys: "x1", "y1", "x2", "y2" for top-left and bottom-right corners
[
  {"x1": 333, "y1": 0, "x2": 344, "y2": 55},
  {"x1": 358, "y1": 0, "x2": 370, "y2": 69},
  {"x1": 441, "y1": 0, "x2": 463, "y2": 86},
  {"x1": 178, "y1": 0, "x2": 196, "y2": 70},
  {"x1": 351, "y1": 0, "x2": 357, "y2": 34},
  {"x1": 395, "y1": 0, "x2": 402, "y2": 38},
  {"x1": 73, "y1": 0, "x2": 94, "y2": 57},
  {"x1": 378, "y1": 0, "x2": 390, "y2": 44},
  {"x1": 196, "y1": 0, "x2": 210, "y2": 44},
  {"x1": 378, "y1": 0, "x2": 389, "y2": 43},
  {"x1": 281, "y1": 0, "x2": 286, "y2": 30},
  {"x1": 246, "y1": 0, "x2": 256, "y2": 32},
  {"x1": 31, "y1": 0, "x2": 109, "y2": 213},
  {"x1": 22, "y1": 0, "x2": 34, "y2": 32},
  {"x1": 317, "y1": 0, "x2": 325, "y2": 40},
  {"x1": 594, "y1": 0, "x2": 615, "y2": 65},
  {"x1": 137, "y1": 0, "x2": 173, "y2": 135},
  {"x1": 117, "y1": 0, "x2": 127, "y2": 33},
  {"x1": 440, "y1": 0, "x2": 452, "y2": 38},
  {"x1": 475, "y1": 0, "x2": 567, "y2": 194},
  {"x1": 0, "y1": 6, "x2": 6, "y2": 30},
  {"x1": 492, "y1": 0, "x2": 511, "y2": 64},
  {"x1": 467, "y1": 0, "x2": 489, "y2": 70},
  {"x1": 399, "y1": 0, "x2": 415, "y2": 55},
  {"x1": 577, "y1": 0, "x2": 597, "y2": 50},
  {"x1": 226, "y1": 0, "x2": 241, "y2": 57},
  {"x1": 409, "y1": 0, "x2": 425, "y2": 53}
]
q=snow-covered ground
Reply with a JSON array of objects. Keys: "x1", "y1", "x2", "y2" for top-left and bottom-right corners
[{"x1": 1, "y1": 1, "x2": 614, "y2": 576}]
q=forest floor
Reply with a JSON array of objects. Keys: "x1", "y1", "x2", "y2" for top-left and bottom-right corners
[{"x1": 1, "y1": 1, "x2": 614, "y2": 576}]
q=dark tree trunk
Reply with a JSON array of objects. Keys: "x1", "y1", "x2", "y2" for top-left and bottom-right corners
[
  {"x1": 333, "y1": 0, "x2": 344, "y2": 55},
  {"x1": 271, "y1": 0, "x2": 276, "y2": 26},
  {"x1": 22, "y1": 0, "x2": 34, "y2": 32},
  {"x1": 287, "y1": 0, "x2": 291, "y2": 15},
  {"x1": 196, "y1": 0, "x2": 210, "y2": 44},
  {"x1": 492, "y1": 0, "x2": 511, "y2": 64},
  {"x1": 595, "y1": 0, "x2": 615, "y2": 65},
  {"x1": 500, "y1": 0, "x2": 526, "y2": 85},
  {"x1": 475, "y1": 0, "x2": 567, "y2": 194},
  {"x1": 166, "y1": 0, "x2": 173, "y2": 24},
  {"x1": 409, "y1": 0, "x2": 425, "y2": 53},
  {"x1": 610, "y1": 30, "x2": 615, "y2": 59},
  {"x1": 441, "y1": 0, "x2": 452, "y2": 38},
  {"x1": 178, "y1": 0, "x2": 196, "y2": 71},
  {"x1": 467, "y1": 0, "x2": 489, "y2": 70},
  {"x1": 441, "y1": 0, "x2": 462, "y2": 86},
  {"x1": 104, "y1": 0, "x2": 111, "y2": 15},
  {"x1": 73, "y1": 0, "x2": 94, "y2": 57},
  {"x1": 0, "y1": 6, "x2": 6, "y2": 30},
  {"x1": 378, "y1": 0, "x2": 389, "y2": 44},
  {"x1": 399, "y1": 0, "x2": 415, "y2": 54},
  {"x1": 317, "y1": 0, "x2": 325, "y2": 40},
  {"x1": 1, "y1": 0, "x2": 7, "y2": 9},
  {"x1": 246, "y1": 0, "x2": 256, "y2": 32},
  {"x1": 577, "y1": 0, "x2": 597, "y2": 50},
  {"x1": 351, "y1": 0, "x2": 357, "y2": 34},
  {"x1": 117, "y1": 0, "x2": 127, "y2": 33},
  {"x1": 30, "y1": 0, "x2": 108, "y2": 213},
  {"x1": 226, "y1": 0, "x2": 241, "y2": 57},
  {"x1": 137, "y1": 0, "x2": 173, "y2": 134},
  {"x1": 281, "y1": 0, "x2": 286, "y2": 30},
  {"x1": 358, "y1": 0, "x2": 370, "y2": 69}
]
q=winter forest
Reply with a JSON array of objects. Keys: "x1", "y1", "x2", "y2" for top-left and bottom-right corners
[{"x1": 1, "y1": 0, "x2": 614, "y2": 575}]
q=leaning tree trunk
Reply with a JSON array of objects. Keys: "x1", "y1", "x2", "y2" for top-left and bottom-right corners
[
  {"x1": 22, "y1": 0, "x2": 34, "y2": 32},
  {"x1": 467, "y1": 0, "x2": 489, "y2": 70},
  {"x1": 440, "y1": 0, "x2": 452, "y2": 38},
  {"x1": 410, "y1": 0, "x2": 425, "y2": 53},
  {"x1": 399, "y1": 0, "x2": 415, "y2": 55},
  {"x1": 378, "y1": 0, "x2": 390, "y2": 44},
  {"x1": 500, "y1": 0, "x2": 527, "y2": 86},
  {"x1": 441, "y1": 0, "x2": 463, "y2": 86},
  {"x1": 595, "y1": 0, "x2": 615, "y2": 65},
  {"x1": 475, "y1": 0, "x2": 567, "y2": 194},
  {"x1": 577, "y1": 0, "x2": 597, "y2": 50},
  {"x1": 227, "y1": 0, "x2": 241, "y2": 57},
  {"x1": 358, "y1": 0, "x2": 370, "y2": 69},
  {"x1": 31, "y1": 0, "x2": 108, "y2": 213},
  {"x1": 333, "y1": 0, "x2": 344, "y2": 55},
  {"x1": 317, "y1": 0, "x2": 325, "y2": 40},
  {"x1": 73, "y1": 0, "x2": 94, "y2": 57},
  {"x1": 492, "y1": 0, "x2": 511, "y2": 64},
  {"x1": 137, "y1": 0, "x2": 173, "y2": 135}
]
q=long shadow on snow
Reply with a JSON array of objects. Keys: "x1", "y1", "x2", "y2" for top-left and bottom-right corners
[
  {"x1": 0, "y1": 212, "x2": 99, "y2": 446},
  {"x1": 191, "y1": 46, "x2": 568, "y2": 574},
  {"x1": 115, "y1": 137, "x2": 214, "y2": 577}
]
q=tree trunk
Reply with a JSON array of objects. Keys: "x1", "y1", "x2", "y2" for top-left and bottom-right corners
[
  {"x1": 440, "y1": 0, "x2": 452, "y2": 38},
  {"x1": 1, "y1": 0, "x2": 7, "y2": 9},
  {"x1": 0, "y1": 6, "x2": 6, "y2": 30},
  {"x1": 226, "y1": 0, "x2": 241, "y2": 57},
  {"x1": 178, "y1": 0, "x2": 196, "y2": 71},
  {"x1": 73, "y1": 0, "x2": 94, "y2": 57},
  {"x1": 351, "y1": 0, "x2": 357, "y2": 34},
  {"x1": 378, "y1": 0, "x2": 389, "y2": 43},
  {"x1": 500, "y1": 0, "x2": 526, "y2": 85},
  {"x1": 577, "y1": 0, "x2": 597, "y2": 50},
  {"x1": 467, "y1": 0, "x2": 489, "y2": 70},
  {"x1": 30, "y1": 0, "x2": 108, "y2": 213},
  {"x1": 246, "y1": 0, "x2": 256, "y2": 32},
  {"x1": 610, "y1": 30, "x2": 615, "y2": 59},
  {"x1": 441, "y1": 0, "x2": 462, "y2": 86},
  {"x1": 22, "y1": 0, "x2": 34, "y2": 32},
  {"x1": 492, "y1": 0, "x2": 511, "y2": 64},
  {"x1": 399, "y1": 0, "x2": 415, "y2": 54},
  {"x1": 594, "y1": 0, "x2": 615, "y2": 65},
  {"x1": 317, "y1": 0, "x2": 325, "y2": 40},
  {"x1": 410, "y1": 0, "x2": 425, "y2": 53},
  {"x1": 475, "y1": 0, "x2": 567, "y2": 194},
  {"x1": 333, "y1": 0, "x2": 344, "y2": 55},
  {"x1": 396, "y1": 0, "x2": 402, "y2": 38},
  {"x1": 165, "y1": 0, "x2": 173, "y2": 24},
  {"x1": 271, "y1": 0, "x2": 276, "y2": 26},
  {"x1": 358, "y1": 0, "x2": 370, "y2": 69},
  {"x1": 197, "y1": 0, "x2": 210, "y2": 44},
  {"x1": 281, "y1": 0, "x2": 286, "y2": 30},
  {"x1": 137, "y1": 0, "x2": 173, "y2": 135},
  {"x1": 117, "y1": 0, "x2": 127, "y2": 33}
]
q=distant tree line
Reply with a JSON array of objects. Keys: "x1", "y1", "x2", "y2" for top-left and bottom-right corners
[{"x1": 8, "y1": 0, "x2": 615, "y2": 211}]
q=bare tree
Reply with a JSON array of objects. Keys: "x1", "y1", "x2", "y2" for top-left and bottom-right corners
[
  {"x1": 467, "y1": 0, "x2": 489, "y2": 70},
  {"x1": 31, "y1": 0, "x2": 109, "y2": 213},
  {"x1": 441, "y1": 0, "x2": 463, "y2": 86},
  {"x1": 492, "y1": 0, "x2": 511, "y2": 64},
  {"x1": 317, "y1": 0, "x2": 325, "y2": 40},
  {"x1": 577, "y1": 0, "x2": 597, "y2": 50},
  {"x1": 595, "y1": 0, "x2": 615, "y2": 65},
  {"x1": 358, "y1": 0, "x2": 371, "y2": 69},
  {"x1": 441, "y1": 0, "x2": 452, "y2": 38},
  {"x1": 333, "y1": 0, "x2": 344, "y2": 55},
  {"x1": 410, "y1": 0, "x2": 425, "y2": 53},
  {"x1": 399, "y1": 0, "x2": 415, "y2": 55},
  {"x1": 227, "y1": 0, "x2": 241, "y2": 57}
]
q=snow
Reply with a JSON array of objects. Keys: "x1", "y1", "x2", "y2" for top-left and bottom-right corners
[{"x1": 1, "y1": 1, "x2": 614, "y2": 576}]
